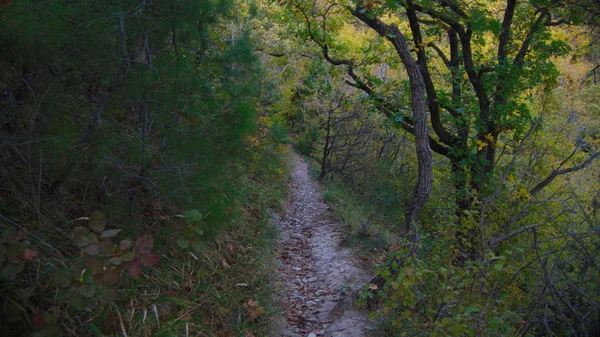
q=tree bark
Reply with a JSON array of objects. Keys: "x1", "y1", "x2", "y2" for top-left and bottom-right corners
[
  {"x1": 350, "y1": 6, "x2": 432, "y2": 247},
  {"x1": 319, "y1": 107, "x2": 332, "y2": 180}
]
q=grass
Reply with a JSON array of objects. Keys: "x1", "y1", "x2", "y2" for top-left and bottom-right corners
[
  {"x1": 298, "y1": 156, "x2": 397, "y2": 269},
  {"x1": 0, "y1": 141, "x2": 290, "y2": 337}
]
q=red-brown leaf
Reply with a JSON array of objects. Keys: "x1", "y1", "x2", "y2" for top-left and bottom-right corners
[
  {"x1": 125, "y1": 262, "x2": 142, "y2": 278},
  {"x1": 138, "y1": 252, "x2": 159, "y2": 267},
  {"x1": 24, "y1": 249, "x2": 39, "y2": 261},
  {"x1": 103, "y1": 268, "x2": 121, "y2": 286},
  {"x1": 135, "y1": 234, "x2": 154, "y2": 252}
]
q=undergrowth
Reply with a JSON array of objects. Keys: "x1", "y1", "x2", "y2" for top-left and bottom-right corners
[{"x1": 0, "y1": 134, "x2": 289, "y2": 337}]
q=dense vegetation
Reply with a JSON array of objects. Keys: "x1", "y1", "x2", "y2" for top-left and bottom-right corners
[
  {"x1": 1, "y1": 0, "x2": 599, "y2": 336},
  {"x1": 1, "y1": 1, "x2": 288, "y2": 336}
]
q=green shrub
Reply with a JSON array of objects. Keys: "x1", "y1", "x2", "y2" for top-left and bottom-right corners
[{"x1": 294, "y1": 127, "x2": 319, "y2": 156}]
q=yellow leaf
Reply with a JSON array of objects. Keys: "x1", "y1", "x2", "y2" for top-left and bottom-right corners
[
  {"x1": 484, "y1": 133, "x2": 494, "y2": 142},
  {"x1": 477, "y1": 140, "x2": 488, "y2": 151},
  {"x1": 369, "y1": 284, "x2": 378, "y2": 290}
]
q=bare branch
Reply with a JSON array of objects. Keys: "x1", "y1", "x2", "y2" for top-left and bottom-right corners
[{"x1": 529, "y1": 151, "x2": 600, "y2": 196}]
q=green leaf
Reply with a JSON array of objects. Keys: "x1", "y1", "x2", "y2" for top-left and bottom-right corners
[
  {"x1": 489, "y1": 317, "x2": 503, "y2": 331},
  {"x1": 177, "y1": 238, "x2": 190, "y2": 249},
  {"x1": 494, "y1": 263, "x2": 504, "y2": 271},
  {"x1": 192, "y1": 241, "x2": 208, "y2": 252},
  {"x1": 89, "y1": 323, "x2": 103, "y2": 337},
  {"x1": 79, "y1": 284, "x2": 96, "y2": 298},
  {"x1": 185, "y1": 209, "x2": 203, "y2": 224}
]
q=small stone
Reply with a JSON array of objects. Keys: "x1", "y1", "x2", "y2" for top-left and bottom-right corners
[
  {"x1": 292, "y1": 267, "x2": 302, "y2": 271},
  {"x1": 307, "y1": 333, "x2": 317, "y2": 337},
  {"x1": 308, "y1": 277, "x2": 317, "y2": 282}
]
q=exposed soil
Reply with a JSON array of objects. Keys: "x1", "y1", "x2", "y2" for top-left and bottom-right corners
[{"x1": 269, "y1": 151, "x2": 373, "y2": 337}]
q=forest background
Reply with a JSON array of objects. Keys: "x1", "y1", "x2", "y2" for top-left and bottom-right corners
[{"x1": 0, "y1": 0, "x2": 599, "y2": 336}]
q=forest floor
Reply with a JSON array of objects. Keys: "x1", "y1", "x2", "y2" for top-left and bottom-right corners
[{"x1": 269, "y1": 151, "x2": 374, "y2": 337}]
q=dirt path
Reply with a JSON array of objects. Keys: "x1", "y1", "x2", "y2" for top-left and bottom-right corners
[{"x1": 269, "y1": 152, "x2": 373, "y2": 337}]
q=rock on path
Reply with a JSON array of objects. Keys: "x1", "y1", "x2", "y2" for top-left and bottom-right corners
[{"x1": 270, "y1": 151, "x2": 372, "y2": 337}]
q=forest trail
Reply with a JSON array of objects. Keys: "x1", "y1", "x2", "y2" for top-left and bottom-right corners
[{"x1": 269, "y1": 151, "x2": 373, "y2": 337}]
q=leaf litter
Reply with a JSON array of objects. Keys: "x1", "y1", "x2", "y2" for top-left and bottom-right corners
[{"x1": 270, "y1": 152, "x2": 374, "y2": 337}]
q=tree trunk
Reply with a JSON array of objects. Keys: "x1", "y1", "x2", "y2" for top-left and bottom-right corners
[
  {"x1": 451, "y1": 159, "x2": 481, "y2": 261},
  {"x1": 319, "y1": 108, "x2": 332, "y2": 180},
  {"x1": 351, "y1": 6, "x2": 433, "y2": 248}
]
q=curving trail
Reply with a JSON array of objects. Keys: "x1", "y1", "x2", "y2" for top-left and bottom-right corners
[{"x1": 270, "y1": 151, "x2": 372, "y2": 337}]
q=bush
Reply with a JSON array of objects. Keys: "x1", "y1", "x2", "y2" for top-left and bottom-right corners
[
  {"x1": 294, "y1": 127, "x2": 319, "y2": 156},
  {"x1": 270, "y1": 117, "x2": 290, "y2": 144}
]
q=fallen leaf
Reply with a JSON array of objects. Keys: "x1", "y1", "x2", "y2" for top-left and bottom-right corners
[
  {"x1": 72, "y1": 226, "x2": 91, "y2": 247},
  {"x1": 101, "y1": 229, "x2": 122, "y2": 239},
  {"x1": 98, "y1": 241, "x2": 114, "y2": 255},
  {"x1": 125, "y1": 262, "x2": 142, "y2": 278},
  {"x1": 135, "y1": 234, "x2": 154, "y2": 252},
  {"x1": 121, "y1": 251, "x2": 136, "y2": 262},
  {"x1": 246, "y1": 305, "x2": 265, "y2": 320},
  {"x1": 88, "y1": 210, "x2": 106, "y2": 232},
  {"x1": 138, "y1": 252, "x2": 159, "y2": 267},
  {"x1": 118, "y1": 239, "x2": 133, "y2": 251},
  {"x1": 24, "y1": 249, "x2": 38, "y2": 261},
  {"x1": 85, "y1": 244, "x2": 99, "y2": 256}
]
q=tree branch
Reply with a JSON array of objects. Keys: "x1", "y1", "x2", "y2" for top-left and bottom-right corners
[
  {"x1": 428, "y1": 42, "x2": 450, "y2": 67},
  {"x1": 529, "y1": 151, "x2": 600, "y2": 196},
  {"x1": 488, "y1": 224, "x2": 541, "y2": 248}
]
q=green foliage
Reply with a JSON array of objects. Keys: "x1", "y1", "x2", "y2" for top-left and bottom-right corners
[
  {"x1": 270, "y1": 117, "x2": 291, "y2": 144},
  {"x1": 362, "y1": 237, "x2": 524, "y2": 336},
  {"x1": 0, "y1": 0, "x2": 289, "y2": 335},
  {"x1": 294, "y1": 126, "x2": 319, "y2": 156},
  {"x1": 269, "y1": 1, "x2": 600, "y2": 335}
]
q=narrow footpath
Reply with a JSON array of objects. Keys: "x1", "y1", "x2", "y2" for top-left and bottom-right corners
[{"x1": 270, "y1": 151, "x2": 372, "y2": 337}]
